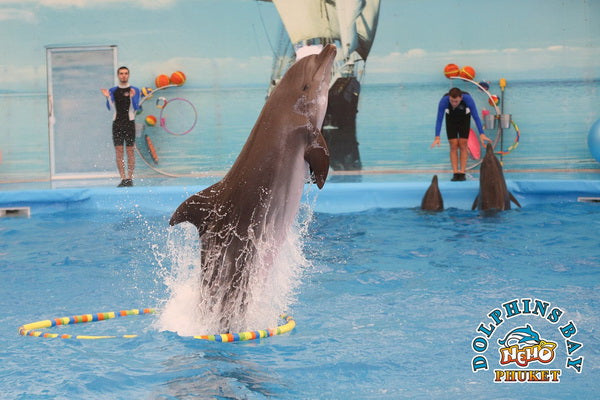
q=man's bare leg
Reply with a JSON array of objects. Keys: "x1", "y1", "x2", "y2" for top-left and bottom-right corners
[
  {"x1": 126, "y1": 145, "x2": 135, "y2": 180},
  {"x1": 115, "y1": 145, "x2": 126, "y2": 180}
]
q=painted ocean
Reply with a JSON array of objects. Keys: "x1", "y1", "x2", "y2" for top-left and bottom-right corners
[{"x1": 1, "y1": 78, "x2": 599, "y2": 182}]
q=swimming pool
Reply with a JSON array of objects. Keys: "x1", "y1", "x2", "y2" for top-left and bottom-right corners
[{"x1": 1, "y1": 182, "x2": 598, "y2": 399}]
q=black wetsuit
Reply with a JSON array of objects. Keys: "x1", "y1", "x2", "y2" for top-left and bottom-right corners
[
  {"x1": 112, "y1": 87, "x2": 136, "y2": 147},
  {"x1": 435, "y1": 92, "x2": 484, "y2": 140},
  {"x1": 445, "y1": 98, "x2": 471, "y2": 140}
]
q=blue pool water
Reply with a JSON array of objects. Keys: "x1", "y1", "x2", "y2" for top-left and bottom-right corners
[{"x1": 0, "y1": 186, "x2": 598, "y2": 399}]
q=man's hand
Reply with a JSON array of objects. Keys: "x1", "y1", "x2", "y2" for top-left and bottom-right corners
[
  {"x1": 480, "y1": 133, "x2": 492, "y2": 145},
  {"x1": 431, "y1": 136, "x2": 441, "y2": 148}
]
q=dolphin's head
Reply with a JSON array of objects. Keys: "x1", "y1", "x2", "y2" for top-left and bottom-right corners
[
  {"x1": 483, "y1": 142, "x2": 494, "y2": 159},
  {"x1": 262, "y1": 44, "x2": 336, "y2": 189},
  {"x1": 420, "y1": 174, "x2": 444, "y2": 211},
  {"x1": 271, "y1": 44, "x2": 337, "y2": 131},
  {"x1": 480, "y1": 143, "x2": 499, "y2": 176}
]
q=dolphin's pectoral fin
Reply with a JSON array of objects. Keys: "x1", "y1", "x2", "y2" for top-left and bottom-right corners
[
  {"x1": 305, "y1": 130, "x2": 330, "y2": 189},
  {"x1": 471, "y1": 194, "x2": 479, "y2": 210},
  {"x1": 509, "y1": 192, "x2": 522, "y2": 208},
  {"x1": 169, "y1": 187, "x2": 219, "y2": 235}
]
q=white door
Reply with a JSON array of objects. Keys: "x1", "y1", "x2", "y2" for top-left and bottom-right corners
[{"x1": 47, "y1": 45, "x2": 117, "y2": 178}]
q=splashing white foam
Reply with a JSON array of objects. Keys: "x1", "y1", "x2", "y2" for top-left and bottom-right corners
[
  {"x1": 153, "y1": 200, "x2": 314, "y2": 336},
  {"x1": 153, "y1": 222, "x2": 205, "y2": 335}
]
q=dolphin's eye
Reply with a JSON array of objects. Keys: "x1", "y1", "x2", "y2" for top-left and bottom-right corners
[{"x1": 302, "y1": 84, "x2": 309, "y2": 91}]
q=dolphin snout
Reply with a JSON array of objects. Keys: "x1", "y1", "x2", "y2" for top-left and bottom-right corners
[{"x1": 319, "y1": 44, "x2": 337, "y2": 60}]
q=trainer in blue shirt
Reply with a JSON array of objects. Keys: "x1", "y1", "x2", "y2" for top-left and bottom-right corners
[
  {"x1": 431, "y1": 87, "x2": 492, "y2": 181},
  {"x1": 101, "y1": 66, "x2": 141, "y2": 187}
]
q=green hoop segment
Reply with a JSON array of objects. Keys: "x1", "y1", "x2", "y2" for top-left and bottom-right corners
[
  {"x1": 18, "y1": 308, "x2": 295, "y2": 342},
  {"x1": 495, "y1": 119, "x2": 521, "y2": 156},
  {"x1": 193, "y1": 314, "x2": 296, "y2": 342}
]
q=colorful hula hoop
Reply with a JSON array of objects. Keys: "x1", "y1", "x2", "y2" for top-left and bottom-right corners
[
  {"x1": 495, "y1": 119, "x2": 521, "y2": 156},
  {"x1": 155, "y1": 96, "x2": 168, "y2": 109},
  {"x1": 18, "y1": 308, "x2": 156, "y2": 339},
  {"x1": 159, "y1": 97, "x2": 198, "y2": 136},
  {"x1": 193, "y1": 315, "x2": 296, "y2": 342},
  {"x1": 449, "y1": 76, "x2": 502, "y2": 170},
  {"x1": 18, "y1": 308, "x2": 295, "y2": 342}
]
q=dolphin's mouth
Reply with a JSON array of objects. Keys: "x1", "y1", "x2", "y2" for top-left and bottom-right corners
[
  {"x1": 319, "y1": 43, "x2": 337, "y2": 63},
  {"x1": 315, "y1": 44, "x2": 337, "y2": 85},
  {"x1": 309, "y1": 44, "x2": 337, "y2": 125}
]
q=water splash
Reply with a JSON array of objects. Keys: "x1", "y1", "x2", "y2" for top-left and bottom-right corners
[{"x1": 154, "y1": 200, "x2": 314, "y2": 336}]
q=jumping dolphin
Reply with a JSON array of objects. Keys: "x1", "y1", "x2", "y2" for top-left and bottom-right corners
[
  {"x1": 169, "y1": 45, "x2": 336, "y2": 332},
  {"x1": 472, "y1": 143, "x2": 521, "y2": 211},
  {"x1": 420, "y1": 175, "x2": 444, "y2": 211}
]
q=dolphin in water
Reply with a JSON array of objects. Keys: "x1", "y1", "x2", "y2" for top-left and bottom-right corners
[
  {"x1": 169, "y1": 45, "x2": 336, "y2": 332},
  {"x1": 472, "y1": 143, "x2": 521, "y2": 211},
  {"x1": 420, "y1": 175, "x2": 444, "y2": 211}
]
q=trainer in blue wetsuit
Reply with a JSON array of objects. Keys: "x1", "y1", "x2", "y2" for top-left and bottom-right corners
[
  {"x1": 431, "y1": 87, "x2": 491, "y2": 181},
  {"x1": 101, "y1": 66, "x2": 141, "y2": 187}
]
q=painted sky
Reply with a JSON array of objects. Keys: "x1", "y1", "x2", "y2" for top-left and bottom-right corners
[{"x1": 0, "y1": 0, "x2": 598, "y2": 91}]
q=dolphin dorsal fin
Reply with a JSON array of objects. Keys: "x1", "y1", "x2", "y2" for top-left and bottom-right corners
[
  {"x1": 471, "y1": 194, "x2": 479, "y2": 210},
  {"x1": 509, "y1": 192, "x2": 522, "y2": 208},
  {"x1": 169, "y1": 184, "x2": 222, "y2": 235}
]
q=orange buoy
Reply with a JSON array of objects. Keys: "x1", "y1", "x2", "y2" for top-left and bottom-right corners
[
  {"x1": 170, "y1": 71, "x2": 186, "y2": 86},
  {"x1": 155, "y1": 74, "x2": 170, "y2": 88},
  {"x1": 443, "y1": 63, "x2": 460, "y2": 78},
  {"x1": 459, "y1": 66, "x2": 476, "y2": 80}
]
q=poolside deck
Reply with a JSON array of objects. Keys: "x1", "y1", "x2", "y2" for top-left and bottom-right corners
[{"x1": 1, "y1": 173, "x2": 599, "y2": 215}]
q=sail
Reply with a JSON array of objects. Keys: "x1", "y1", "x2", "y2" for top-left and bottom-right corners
[
  {"x1": 336, "y1": 0, "x2": 363, "y2": 59},
  {"x1": 354, "y1": 0, "x2": 380, "y2": 61},
  {"x1": 266, "y1": 0, "x2": 380, "y2": 62},
  {"x1": 271, "y1": 0, "x2": 340, "y2": 44}
]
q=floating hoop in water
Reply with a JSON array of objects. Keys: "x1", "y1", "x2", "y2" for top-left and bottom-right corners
[
  {"x1": 193, "y1": 315, "x2": 296, "y2": 342},
  {"x1": 18, "y1": 308, "x2": 295, "y2": 342},
  {"x1": 18, "y1": 308, "x2": 156, "y2": 339}
]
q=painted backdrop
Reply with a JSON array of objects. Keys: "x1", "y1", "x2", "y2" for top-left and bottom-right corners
[{"x1": 0, "y1": 0, "x2": 599, "y2": 181}]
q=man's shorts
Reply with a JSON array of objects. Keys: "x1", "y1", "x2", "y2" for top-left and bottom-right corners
[
  {"x1": 445, "y1": 116, "x2": 471, "y2": 140},
  {"x1": 112, "y1": 120, "x2": 136, "y2": 147}
]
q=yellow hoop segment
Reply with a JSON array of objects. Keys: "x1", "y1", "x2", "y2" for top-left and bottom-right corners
[
  {"x1": 18, "y1": 308, "x2": 295, "y2": 342},
  {"x1": 18, "y1": 308, "x2": 156, "y2": 339}
]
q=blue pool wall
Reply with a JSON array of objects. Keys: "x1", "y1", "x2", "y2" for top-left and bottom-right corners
[{"x1": 1, "y1": 180, "x2": 599, "y2": 216}]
